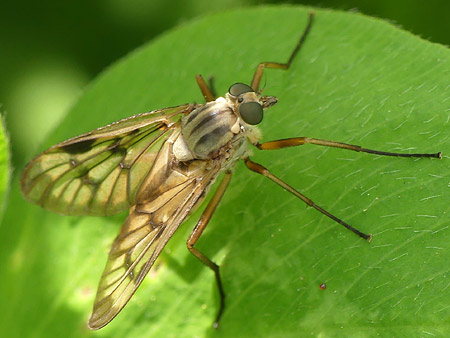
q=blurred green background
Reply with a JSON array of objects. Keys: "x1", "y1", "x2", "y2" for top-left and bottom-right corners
[{"x1": 1, "y1": 0, "x2": 449, "y2": 169}]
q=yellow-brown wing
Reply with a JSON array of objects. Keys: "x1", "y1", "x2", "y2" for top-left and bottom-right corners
[
  {"x1": 88, "y1": 133, "x2": 222, "y2": 329},
  {"x1": 21, "y1": 104, "x2": 197, "y2": 216}
]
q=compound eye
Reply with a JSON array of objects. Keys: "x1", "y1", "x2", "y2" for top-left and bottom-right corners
[
  {"x1": 228, "y1": 83, "x2": 253, "y2": 96},
  {"x1": 239, "y1": 102, "x2": 263, "y2": 125}
]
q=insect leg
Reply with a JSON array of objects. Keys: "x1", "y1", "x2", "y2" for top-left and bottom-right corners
[
  {"x1": 251, "y1": 11, "x2": 314, "y2": 92},
  {"x1": 244, "y1": 158, "x2": 372, "y2": 241},
  {"x1": 207, "y1": 76, "x2": 217, "y2": 98},
  {"x1": 187, "y1": 171, "x2": 232, "y2": 328},
  {"x1": 196, "y1": 74, "x2": 216, "y2": 102},
  {"x1": 256, "y1": 137, "x2": 442, "y2": 159}
]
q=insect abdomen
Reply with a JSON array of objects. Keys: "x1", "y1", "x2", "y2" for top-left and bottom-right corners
[{"x1": 181, "y1": 100, "x2": 237, "y2": 159}]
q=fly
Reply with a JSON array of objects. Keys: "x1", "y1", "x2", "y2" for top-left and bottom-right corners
[{"x1": 20, "y1": 12, "x2": 442, "y2": 330}]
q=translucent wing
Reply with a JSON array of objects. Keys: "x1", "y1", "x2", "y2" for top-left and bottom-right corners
[
  {"x1": 88, "y1": 133, "x2": 222, "y2": 329},
  {"x1": 21, "y1": 104, "x2": 197, "y2": 216}
]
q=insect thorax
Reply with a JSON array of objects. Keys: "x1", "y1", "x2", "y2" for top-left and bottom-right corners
[{"x1": 173, "y1": 98, "x2": 244, "y2": 161}]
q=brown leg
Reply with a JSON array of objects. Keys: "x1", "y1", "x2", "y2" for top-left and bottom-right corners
[
  {"x1": 244, "y1": 158, "x2": 372, "y2": 241},
  {"x1": 196, "y1": 74, "x2": 216, "y2": 102},
  {"x1": 187, "y1": 172, "x2": 232, "y2": 328},
  {"x1": 207, "y1": 76, "x2": 217, "y2": 98},
  {"x1": 251, "y1": 12, "x2": 314, "y2": 92},
  {"x1": 256, "y1": 137, "x2": 442, "y2": 158}
]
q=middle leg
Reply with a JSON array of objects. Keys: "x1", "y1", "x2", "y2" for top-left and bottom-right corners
[
  {"x1": 186, "y1": 171, "x2": 232, "y2": 328},
  {"x1": 256, "y1": 137, "x2": 442, "y2": 158}
]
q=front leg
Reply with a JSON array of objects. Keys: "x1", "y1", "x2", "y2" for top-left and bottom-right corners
[
  {"x1": 196, "y1": 74, "x2": 216, "y2": 102},
  {"x1": 250, "y1": 12, "x2": 314, "y2": 92}
]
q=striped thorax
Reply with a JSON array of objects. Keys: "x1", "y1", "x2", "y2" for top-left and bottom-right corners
[{"x1": 173, "y1": 83, "x2": 278, "y2": 162}]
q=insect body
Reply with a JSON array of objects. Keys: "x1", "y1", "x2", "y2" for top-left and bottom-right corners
[{"x1": 20, "y1": 12, "x2": 441, "y2": 330}]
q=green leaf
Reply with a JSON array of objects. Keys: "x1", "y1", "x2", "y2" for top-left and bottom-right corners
[
  {"x1": 0, "y1": 113, "x2": 11, "y2": 224},
  {"x1": 1, "y1": 6, "x2": 449, "y2": 338},
  {"x1": 0, "y1": 117, "x2": 10, "y2": 215}
]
